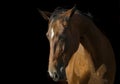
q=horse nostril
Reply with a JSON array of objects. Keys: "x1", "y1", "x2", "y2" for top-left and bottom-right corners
[
  {"x1": 53, "y1": 72, "x2": 59, "y2": 79},
  {"x1": 60, "y1": 67, "x2": 64, "y2": 72}
]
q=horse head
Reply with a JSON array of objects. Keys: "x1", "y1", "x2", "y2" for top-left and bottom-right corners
[{"x1": 38, "y1": 6, "x2": 80, "y2": 81}]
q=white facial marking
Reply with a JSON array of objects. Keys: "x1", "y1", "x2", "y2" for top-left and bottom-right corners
[{"x1": 51, "y1": 28, "x2": 54, "y2": 39}]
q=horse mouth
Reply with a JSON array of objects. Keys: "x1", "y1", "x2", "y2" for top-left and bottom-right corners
[
  {"x1": 54, "y1": 74, "x2": 66, "y2": 82},
  {"x1": 51, "y1": 72, "x2": 66, "y2": 82},
  {"x1": 52, "y1": 76, "x2": 66, "y2": 82},
  {"x1": 53, "y1": 77, "x2": 59, "y2": 82}
]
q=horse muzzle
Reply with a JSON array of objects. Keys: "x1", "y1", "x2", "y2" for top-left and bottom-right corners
[
  {"x1": 48, "y1": 67, "x2": 66, "y2": 81},
  {"x1": 48, "y1": 70, "x2": 60, "y2": 81}
]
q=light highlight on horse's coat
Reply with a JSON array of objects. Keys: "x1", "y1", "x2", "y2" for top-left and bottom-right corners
[{"x1": 48, "y1": 71, "x2": 53, "y2": 77}]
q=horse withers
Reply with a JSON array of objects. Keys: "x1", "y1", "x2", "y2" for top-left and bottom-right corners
[{"x1": 38, "y1": 6, "x2": 116, "y2": 84}]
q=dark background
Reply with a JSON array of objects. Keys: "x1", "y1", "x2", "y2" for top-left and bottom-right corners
[{"x1": 6, "y1": 0, "x2": 119, "y2": 84}]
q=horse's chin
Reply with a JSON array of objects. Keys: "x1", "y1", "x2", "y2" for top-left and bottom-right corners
[
  {"x1": 53, "y1": 77, "x2": 66, "y2": 82},
  {"x1": 53, "y1": 77, "x2": 59, "y2": 82},
  {"x1": 52, "y1": 74, "x2": 66, "y2": 82}
]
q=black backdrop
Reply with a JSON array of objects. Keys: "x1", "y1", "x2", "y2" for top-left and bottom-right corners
[{"x1": 9, "y1": 0, "x2": 119, "y2": 84}]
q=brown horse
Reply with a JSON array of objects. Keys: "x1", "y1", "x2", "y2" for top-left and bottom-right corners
[{"x1": 38, "y1": 6, "x2": 116, "y2": 84}]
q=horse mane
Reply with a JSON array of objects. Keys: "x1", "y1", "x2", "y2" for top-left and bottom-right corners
[
  {"x1": 50, "y1": 7, "x2": 93, "y2": 21},
  {"x1": 82, "y1": 12, "x2": 93, "y2": 19}
]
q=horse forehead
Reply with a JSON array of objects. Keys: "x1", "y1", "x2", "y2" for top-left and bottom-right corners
[
  {"x1": 48, "y1": 19, "x2": 56, "y2": 39},
  {"x1": 49, "y1": 19, "x2": 62, "y2": 31},
  {"x1": 49, "y1": 19, "x2": 61, "y2": 27}
]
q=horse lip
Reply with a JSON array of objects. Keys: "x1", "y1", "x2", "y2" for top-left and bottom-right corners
[
  {"x1": 53, "y1": 77, "x2": 59, "y2": 82},
  {"x1": 48, "y1": 71, "x2": 53, "y2": 78}
]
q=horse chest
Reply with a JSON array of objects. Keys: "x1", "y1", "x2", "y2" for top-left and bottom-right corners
[{"x1": 66, "y1": 44, "x2": 95, "y2": 84}]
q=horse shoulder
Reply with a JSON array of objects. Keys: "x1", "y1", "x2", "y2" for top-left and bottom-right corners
[{"x1": 66, "y1": 43, "x2": 95, "y2": 84}]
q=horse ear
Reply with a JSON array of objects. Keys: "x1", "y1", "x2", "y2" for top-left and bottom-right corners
[
  {"x1": 37, "y1": 8, "x2": 51, "y2": 21},
  {"x1": 64, "y1": 5, "x2": 76, "y2": 19}
]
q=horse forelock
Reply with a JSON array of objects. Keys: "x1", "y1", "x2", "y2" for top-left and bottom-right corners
[{"x1": 49, "y1": 8, "x2": 67, "y2": 21}]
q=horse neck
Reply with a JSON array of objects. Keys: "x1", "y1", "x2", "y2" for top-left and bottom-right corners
[
  {"x1": 75, "y1": 14, "x2": 113, "y2": 69},
  {"x1": 70, "y1": 14, "x2": 103, "y2": 67},
  {"x1": 71, "y1": 13, "x2": 102, "y2": 50}
]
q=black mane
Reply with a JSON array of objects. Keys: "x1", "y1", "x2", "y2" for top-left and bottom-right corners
[{"x1": 50, "y1": 7, "x2": 93, "y2": 21}]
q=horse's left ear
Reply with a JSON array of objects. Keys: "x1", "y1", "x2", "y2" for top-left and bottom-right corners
[
  {"x1": 37, "y1": 8, "x2": 51, "y2": 21},
  {"x1": 64, "y1": 5, "x2": 76, "y2": 19}
]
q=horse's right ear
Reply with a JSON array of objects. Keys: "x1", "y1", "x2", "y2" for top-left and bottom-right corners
[{"x1": 37, "y1": 8, "x2": 51, "y2": 21}]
